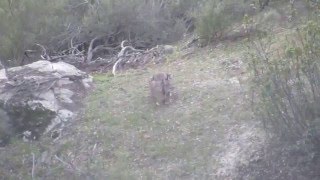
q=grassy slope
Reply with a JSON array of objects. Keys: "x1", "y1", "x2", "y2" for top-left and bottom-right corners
[{"x1": 0, "y1": 39, "x2": 264, "y2": 179}]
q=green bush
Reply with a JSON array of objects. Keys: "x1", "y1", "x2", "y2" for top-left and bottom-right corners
[
  {"x1": 195, "y1": 0, "x2": 253, "y2": 45},
  {"x1": 249, "y1": 17, "x2": 320, "y2": 143},
  {"x1": 0, "y1": 0, "x2": 68, "y2": 66},
  {"x1": 195, "y1": 1, "x2": 231, "y2": 45},
  {"x1": 242, "y1": 8, "x2": 320, "y2": 179}
]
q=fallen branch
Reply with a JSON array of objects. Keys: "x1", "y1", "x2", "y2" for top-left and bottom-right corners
[
  {"x1": 92, "y1": 45, "x2": 119, "y2": 55},
  {"x1": 86, "y1": 37, "x2": 99, "y2": 62},
  {"x1": 32, "y1": 153, "x2": 35, "y2": 180},
  {"x1": 86, "y1": 37, "x2": 121, "y2": 63},
  {"x1": 54, "y1": 155, "x2": 81, "y2": 173},
  {"x1": 35, "y1": 43, "x2": 51, "y2": 61},
  {"x1": 112, "y1": 40, "x2": 146, "y2": 76},
  {"x1": 48, "y1": 53, "x2": 84, "y2": 62},
  {"x1": 112, "y1": 57, "x2": 123, "y2": 76}
]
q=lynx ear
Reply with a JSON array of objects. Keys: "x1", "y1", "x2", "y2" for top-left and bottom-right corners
[{"x1": 166, "y1": 74, "x2": 171, "y2": 80}]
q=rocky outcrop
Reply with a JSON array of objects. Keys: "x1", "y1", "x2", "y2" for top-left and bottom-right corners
[{"x1": 0, "y1": 60, "x2": 92, "y2": 146}]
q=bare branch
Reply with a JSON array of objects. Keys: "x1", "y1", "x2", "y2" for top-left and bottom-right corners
[
  {"x1": 70, "y1": 0, "x2": 89, "y2": 9},
  {"x1": 54, "y1": 155, "x2": 82, "y2": 173},
  {"x1": 92, "y1": 45, "x2": 119, "y2": 54},
  {"x1": 35, "y1": 44, "x2": 51, "y2": 61},
  {"x1": 86, "y1": 37, "x2": 123, "y2": 63},
  {"x1": 118, "y1": 40, "x2": 144, "y2": 58},
  {"x1": 112, "y1": 57, "x2": 123, "y2": 76},
  {"x1": 112, "y1": 40, "x2": 146, "y2": 76},
  {"x1": 70, "y1": 37, "x2": 75, "y2": 49},
  {"x1": 86, "y1": 37, "x2": 99, "y2": 62},
  {"x1": 31, "y1": 153, "x2": 35, "y2": 180}
]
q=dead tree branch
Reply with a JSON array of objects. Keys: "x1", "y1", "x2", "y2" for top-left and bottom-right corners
[
  {"x1": 112, "y1": 40, "x2": 146, "y2": 76},
  {"x1": 86, "y1": 37, "x2": 99, "y2": 62},
  {"x1": 31, "y1": 153, "x2": 36, "y2": 180},
  {"x1": 35, "y1": 44, "x2": 51, "y2": 61},
  {"x1": 86, "y1": 36, "x2": 123, "y2": 63}
]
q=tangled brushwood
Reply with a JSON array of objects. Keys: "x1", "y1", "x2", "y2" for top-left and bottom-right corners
[
  {"x1": 111, "y1": 42, "x2": 175, "y2": 76},
  {"x1": 25, "y1": 38, "x2": 175, "y2": 74}
]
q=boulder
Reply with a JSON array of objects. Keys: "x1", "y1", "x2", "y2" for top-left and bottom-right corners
[
  {"x1": 0, "y1": 108, "x2": 12, "y2": 146},
  {"x1": 0, "y1": 60, "x2": 93, "y2": 146}
]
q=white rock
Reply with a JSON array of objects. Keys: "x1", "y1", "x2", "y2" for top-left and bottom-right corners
[
  {"x1": 56, "y1": 78, "x2": 73, "y2": 86},
  {"x1": 82, "y1": 76, "x2": 93, "y2": 89},
  {"x1": 58, "y1": 109, "x2": 74, "y2": 122},
  {"x1": 36, "y1": 90, "x2": 56, "y2": 102},
  {"x1": 228, "y1": 77, "x2": 240, "y2": 85},
  {"x1": 0, "y1": 69, "x2": 7, "y2": 81},
  {"x1": 25, "y1": 61, "x2": 85, "y2": 77},
  {"x1": 54, "y1": 88, "x2": 74, "y2": 104},
  {"x1": 28, "y1": 100, "x2": 58, "y2": 112},
  {"x1": 163, "y1": 45, "x2": 175, "y2": 54},
  {"x1": 0, "y1": 60, "x2": 91, "y2": 143}
]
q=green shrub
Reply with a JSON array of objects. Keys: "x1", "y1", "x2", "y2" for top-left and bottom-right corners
[
  {"x1": 249, "y1": 17, "x2": 320, "y2": 143},
  {"x1": 195, "y1": 1, "x2": 231, "y2": 45},
  {"x1": 0, "y1": 0, "x2": 68, "y2": 66},
  {"x1": 242, "y1": 8, "x2": 320, "y2": 179},
  {"x1": 195, "y1": 0, "x2": 253, "y2": 45}
]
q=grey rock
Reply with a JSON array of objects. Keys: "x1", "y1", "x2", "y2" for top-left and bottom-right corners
[
  {"x1": 0, "y1": 60, "x2": 93, "y2": 146},
  {"x1": 58, "y1": 109, "x2": 74, "y2": 122},
  {"x1": 163, "y1": 45, "x2": 175, "y2": 54}
]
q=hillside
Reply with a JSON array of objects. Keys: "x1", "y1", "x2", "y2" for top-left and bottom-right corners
[
  {"x1": 0, "y1": 33, "x2": 268, "y2": 179},
  {"x1": 0, "y1": 1, "x2": 319, "y2": 179}
]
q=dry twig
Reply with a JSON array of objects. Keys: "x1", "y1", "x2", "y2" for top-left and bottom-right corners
[{"x1": 32, "y1": 153, "x2": 35, "y2": 180}]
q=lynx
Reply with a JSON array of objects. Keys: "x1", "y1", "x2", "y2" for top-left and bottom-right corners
[{"x1": 149, "y1": 73, "x2": 172, "y2": 105}]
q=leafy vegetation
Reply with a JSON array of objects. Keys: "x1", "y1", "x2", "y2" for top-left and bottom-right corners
[
  {"x1": 242, "y1": 3, "x2": 320, "y2": 179},
  {"x1": 0, "y1": 0, "x2": 67, "y2": 65},
  {"x1": 195, "y1": 0, "x2": 254, "y2": 45},
  {"x1": 248, "y1": 6, "x2": 320, "y2": 143}
]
